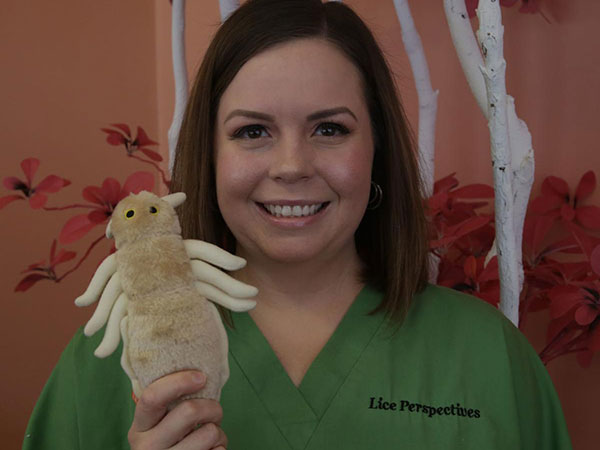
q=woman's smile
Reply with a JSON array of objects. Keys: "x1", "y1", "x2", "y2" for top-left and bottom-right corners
[{"x1": 253, "y1": 200, "x2": 331, "y2": 229}]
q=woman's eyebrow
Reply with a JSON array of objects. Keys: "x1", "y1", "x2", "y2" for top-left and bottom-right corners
[
  {"x1": 307, "y1": 107, "x2": 357, "y2": 122},
  {"x1": 224, "y1": 110, "x2": 275, "y2": 123},
  {"x1": 223, "y1": 106, "x2": 357, "y2": 124}
]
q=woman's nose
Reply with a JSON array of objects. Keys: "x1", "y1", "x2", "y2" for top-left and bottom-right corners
[{"x1": 268, "y1": 137, "x2": 315, "y2": 183}]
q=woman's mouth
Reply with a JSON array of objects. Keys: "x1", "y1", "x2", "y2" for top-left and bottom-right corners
[{"x1": 258, "y1": 202, "x2": 329, "y2": 218}]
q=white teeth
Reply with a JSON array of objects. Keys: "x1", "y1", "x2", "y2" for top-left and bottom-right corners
[{"x1": 263, "y1": 203, "x2": 324, "y2": 217}]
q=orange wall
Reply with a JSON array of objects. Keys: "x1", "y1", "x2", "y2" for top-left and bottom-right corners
[
  {"x1": 0, "y1": 0, "x2": 159, "y2": 447},
  {"x1": 1, "y1": 1, "x2": 598, "y2": 449}
]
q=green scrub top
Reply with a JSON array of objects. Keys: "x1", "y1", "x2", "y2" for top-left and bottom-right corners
[{"x1": 23, "y1": 285, "x2": 572, "y2": 449}]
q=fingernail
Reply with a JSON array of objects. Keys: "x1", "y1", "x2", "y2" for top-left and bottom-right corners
[{"x1": 192, "y1": 372, "x2": 206, "y2": 385}]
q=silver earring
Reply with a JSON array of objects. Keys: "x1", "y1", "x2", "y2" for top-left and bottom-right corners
[{"x1": 367, "y1": 181, "x2": 383, "y2": 210}]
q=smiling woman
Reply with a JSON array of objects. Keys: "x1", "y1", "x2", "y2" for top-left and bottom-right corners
[
  {"x1": 215, "y1": 38, "x2": 374, "y2": 270},
  {"x1": 23, "y1": 0, "x2": 572, "y2": 449}
]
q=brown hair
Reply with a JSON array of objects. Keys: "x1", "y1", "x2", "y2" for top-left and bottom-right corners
[{"x1": 170, "y1": 0, "x2": 429, "y2": 322}]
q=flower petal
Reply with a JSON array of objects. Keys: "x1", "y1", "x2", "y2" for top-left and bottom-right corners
[
  {"x1": 566, "y1": 222, "x2": 597, "y2": 259},
  {"x1": 109, "y1": 123, "x2": 132, "y2": 138},
  {"x1": 82, "y1": 186, "x2": 106, "y2": 205},
  {"x1": 101, "y1": 178, "x2": 122, "y2": 206},
  {"x1": 433, "y1": 173, "x2": 458, "y2": 194},
  {"x1": 450, "y1": 184, "x2": 494, "y2": 199},
  {"x1": 548, "y1": 285, "x2": 584, "y2": 319},
  {"x1": 591, "y1": 245, "x2": 600, "y2": 276},
  {"x1": 464, "y1": 256, "x2": 478, "y2": 280},
  {"x1": 59, "y1": 214, "x2": 98, "y2": 244},
  {"x1": 15, "y1": 273, "x2": 49, "y2": 292},
  {"x1": 88, "y1": 209, "x2": 109, "y2": 224},
  {"x1": 134, "y1": 126, "x2": 159, "y2": 147},
  {"x1": 0, "y1": 195, "x2": 23, "y2": 209},
  {"x1": 529, "y1": 194, "x2": 564, "y2": 214},
  {"x1": 465, "y1": 0, "x2": 478, "y2": 18},
  {"x1": 139, "y1": 148, "x2": 163, "y2": 162},
  {"x1": 479, "y1": 256, "x2": 499, "y2": 283},
  {"x1": 20, "y1": 158, "x2": 40, "y2": 186},
  {"x1": 3, "y1": 176, "x2": 26, "y2": 190},
  {"x1": 121, "y1": 171, "x2": 155, "y2": 198},
  {"x1": 101, "y1": 129, "x2": 126, "y2": 146},
  {"x1": 575, "y1": 171, "x2": 596, "y2": 203},
  {"x1": 51, "y1": 249, "x2": 77, "y2": 267},
  {"x1": 589, "y1": 326, "x2": 600, "y2": 352},
  {"x1": 575, "y1": 206, "x2": 600, "y2": 230},
  {"x1": 541, "y1": 176, "x2": 569, "y2": 197},
  {"x1": 532, "y1": 215, "x2": 556, "y2": 253},
  {"x1": 36, "y1": 175, "x2": 70, "y2": 193},
  {"x1": 29, "y1": 193, "x2": 47, "y2": 209},
  {"x1": 575, "y1": 305, "x2": 598, "y2": 326},
  {"x1": 21, "y1": 259, "x2": 46, "y2": 273},
  {"x1": 560, "y1": 203, "x2": 575, "y2": 221},
  {"x1": 450, "y1": 215, "x2": 491, "y2": 239}
]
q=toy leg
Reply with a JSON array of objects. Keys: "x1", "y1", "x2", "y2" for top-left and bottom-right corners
[
  {"x1": 184, "y1": 239, "x2": 247, "y2": 271},
  {"x1": 74, "y1": 254, "x2": 117, "y2": 307},
  {"x1": 194, "y1": 281, "x2": 256, "y2": 312},
  {"x1": 190, "y1": 259, "x2": 258, "y2": 298},
  {"x1": 94, "y1": 292, "x2": 127, "y2": 358},
  {"x1": 84, "y1": 273, "x2": 122, "y2": 337}
]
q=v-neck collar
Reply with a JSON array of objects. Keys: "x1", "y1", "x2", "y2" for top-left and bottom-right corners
[{"x1": 227, "y1": 285, "x2": 385, "y2": 450}]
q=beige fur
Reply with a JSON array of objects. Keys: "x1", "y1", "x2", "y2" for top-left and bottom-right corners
[
  {"x1": 80, "y1": 191, "x2": 237, "y2": 404},
  {"x1": 111, "y1": 191, "x2": 229, "y2": 402}
]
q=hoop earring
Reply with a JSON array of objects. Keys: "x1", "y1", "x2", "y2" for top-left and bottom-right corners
[{"x1": 367, "y1": 181, "x2": 383, "y2": 210}]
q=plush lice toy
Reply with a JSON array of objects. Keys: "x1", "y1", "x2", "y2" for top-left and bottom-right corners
[{"x1": 75, "y1": 190, "x2": 257, "y2": 403}]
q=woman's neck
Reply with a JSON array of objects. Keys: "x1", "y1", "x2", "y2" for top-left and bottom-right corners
[{"x1": 234, "y1": 244, "x2": 364, "y2": 315}]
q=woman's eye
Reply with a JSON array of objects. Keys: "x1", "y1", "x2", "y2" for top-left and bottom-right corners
[
  {"x1": 232, "y1": 125, "x2": 268, "y2": 140},
  {"x1": 314, "y1": 122, "x2": 350, "y2": 137}
]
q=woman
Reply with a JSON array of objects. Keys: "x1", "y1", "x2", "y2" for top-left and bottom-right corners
[{"x1": 23, "y1": 0, "x2": 571, "y2": 449}]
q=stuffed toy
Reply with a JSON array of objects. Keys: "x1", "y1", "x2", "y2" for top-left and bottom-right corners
[{"x1": 74, "y1": 190, "x2": 257, "y2": 404}]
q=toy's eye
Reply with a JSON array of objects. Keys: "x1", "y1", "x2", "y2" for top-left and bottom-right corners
[
  {"x1": 149, "y1": 206, "x2": 158, "y2": 214},
  {"x1": 125, "y1": 209, "x2": 135, "y2": 219}
]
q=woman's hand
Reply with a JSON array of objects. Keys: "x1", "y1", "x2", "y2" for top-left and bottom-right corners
[{"x1": 128, "y1": 370, "x2": 228, "y2": 449}]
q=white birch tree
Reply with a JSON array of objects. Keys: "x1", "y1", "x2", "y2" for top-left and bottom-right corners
[
  {"x1": 444, "y1": 0, "x2": 535, "y2": 325},
  {"x1": 392, "y1": 0, "x2": 439, "y2": 199},
  {"x1": 168, "y1": 0, "x2": 241, "y2": 172},
  {"x1": 168, "y1": 0, "x2": 188, "y2": 172}
]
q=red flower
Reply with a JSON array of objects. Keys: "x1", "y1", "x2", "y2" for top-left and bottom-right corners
[
  {"x1": 439, "y1": 255, "x2": 500, "y2": 307},
  {"x1": 15, "y1": 240, "x2": 76, "y2": 292},
  {"x1": 428, "y1": 173, "x2": 494, "y2": 256},
  {"x1": 1, "y1": 158, "x2": 70, "y2": 209},
  {"x1": 530, "y1": 172, "x2": 600, "y2": 230},
  {"x1": 59, "y1": 171, "x2": 155, "y2": 244},
  {"x1": 543, "y1": 281, "x2": 600, "y2": 367},
  {"x1": 428, "y1": 173, "x2": 494, "y2": 224},
  {"x1": 101, "y1": 124, "x2": 162, "y2": 162}
]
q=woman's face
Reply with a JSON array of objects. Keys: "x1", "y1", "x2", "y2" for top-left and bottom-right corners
[{"x1": 214, "y1": 38, "x2": 374, "y2": 265}]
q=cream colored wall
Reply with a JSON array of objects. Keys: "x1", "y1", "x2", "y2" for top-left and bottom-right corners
[{"x1": 1, "y1": 1, "x2": 598, "y2": 449}]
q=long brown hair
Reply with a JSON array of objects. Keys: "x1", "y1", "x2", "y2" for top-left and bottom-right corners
[{"x1": 170, "y1": 0, "x2": 429, "y2": 322}]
